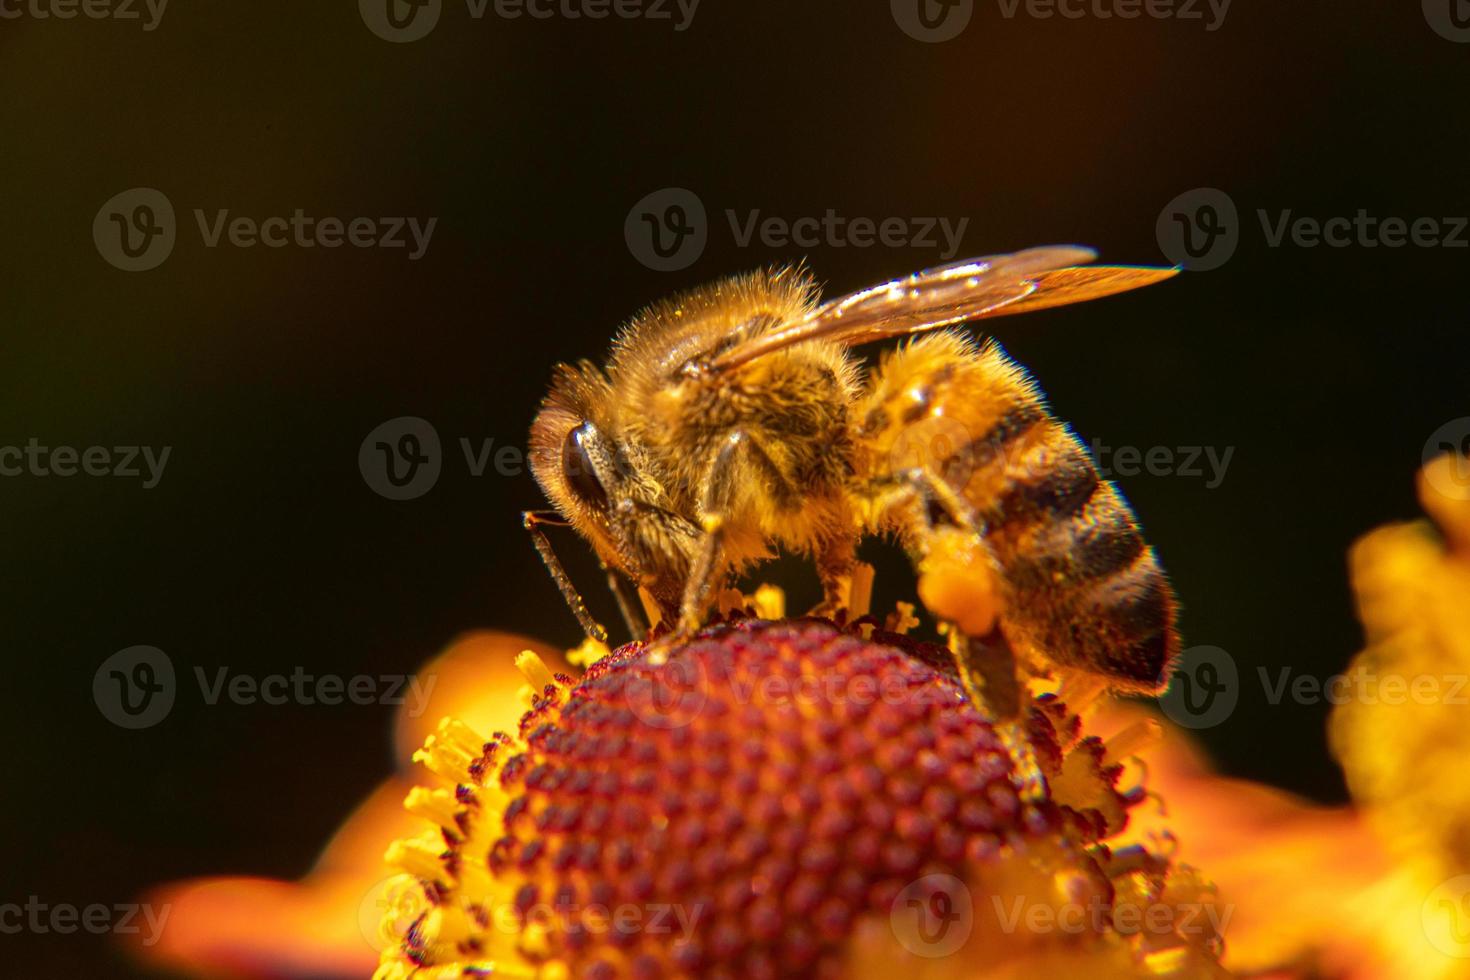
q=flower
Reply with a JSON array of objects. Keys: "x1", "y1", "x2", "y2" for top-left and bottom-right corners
[
  {"x1": 373, "y1": 615, "x2": 1225, "y2": 978},
  {"x1": 127, "y1": 455, "x2": 1470, "y2": 979}
]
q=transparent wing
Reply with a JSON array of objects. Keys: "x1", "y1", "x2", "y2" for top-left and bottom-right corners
[
  {"x1": 710, "y1": 246, "x2": 1177, "y2": 373},
  {"x1": 978, "y1": 264, "x2": 1180, "y2": 319}
]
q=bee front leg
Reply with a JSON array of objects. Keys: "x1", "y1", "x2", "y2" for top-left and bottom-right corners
[
  {"x1": 678, "y1": 521, "x2": 726, "y2": 635},
  {"x1": 677, "y1": 430, "x2": 792, "y2": 634},
  {"x1": 604, "y1": 566, "x2": 649, "y2": 643},
  {"x1": 523, "y1": 509, "x2": 609, "y2": 645}
]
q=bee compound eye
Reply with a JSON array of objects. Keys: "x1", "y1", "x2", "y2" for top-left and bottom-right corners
[{"x1": 562, "y1": 422, "x2": 609, "y2": 510}]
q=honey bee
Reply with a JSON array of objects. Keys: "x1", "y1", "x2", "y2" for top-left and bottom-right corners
[{"x1": 525, "y1": 246, "x2": 1180, "y2": 732}]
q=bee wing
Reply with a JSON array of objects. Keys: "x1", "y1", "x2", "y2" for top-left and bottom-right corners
[
  {"x1": 978, "y1": 263, "x2": 1181, "y2": 319},
  {"x1": 709, "y1": 246, "x2": 1177, "y2": 372}
]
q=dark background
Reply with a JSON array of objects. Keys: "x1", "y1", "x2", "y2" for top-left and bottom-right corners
[{"x1": 4, "y1": 0, "x2": 1467, "y2": 974}]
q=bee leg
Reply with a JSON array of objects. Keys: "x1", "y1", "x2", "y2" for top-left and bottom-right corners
[
  {"x1": 952, "y1": 629, "x2": 1048, "y2": 802},
  {"x1": 679, "y1": 526, "x2": 726, "y2": 634},
  {"x1": 952, "y1": 629, "x2": 1023, "y2": 719},
  {"x1": 886, "y1": 469, "x2": 1049, "y2": 801},
  {"x1": 678, "y1": 430, "x2": 794, "y2": 633},
  {"x1": 603, "y1": 566, "x2": 649, "y2": 643},
  {"x1": 810, "y1": 530, "x2": 858, "y2": 620},
  {"x1": 523, "y1": 510, "x2": 609, "y2": 645}
]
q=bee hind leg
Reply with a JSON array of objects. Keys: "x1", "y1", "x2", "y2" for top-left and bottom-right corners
[
  {"x1": 952, "y1": 628, "x2": 1048, "y2": 802},
  {"x1": 882, "y1": 468, "x2": 1049, "y2": 801}
]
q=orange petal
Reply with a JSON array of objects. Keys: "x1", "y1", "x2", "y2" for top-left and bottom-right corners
[
  {"x1": 130, "y1": 777, "x2": 419, "y2": 978},
  {"x1": 129, "y1": 630, "x2": 563, "y2": 979},
  {"x1": 1099, "y1": 704, "x2": 1395, "y2": 978}
]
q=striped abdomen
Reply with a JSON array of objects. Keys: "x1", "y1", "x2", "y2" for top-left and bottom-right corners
[{"x1": 855, "y1": 331, "x2": 1178, "y2": 693}]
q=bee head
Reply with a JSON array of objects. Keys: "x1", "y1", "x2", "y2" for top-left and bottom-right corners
[{"x1": 529, "y1": 361, "x2": 702, "y2": 611}]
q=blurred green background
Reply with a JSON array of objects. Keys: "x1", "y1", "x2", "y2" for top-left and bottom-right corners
[{"x1": 3, "y1": 0, "x2": 1468, "y2": 973}]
